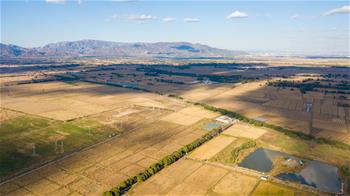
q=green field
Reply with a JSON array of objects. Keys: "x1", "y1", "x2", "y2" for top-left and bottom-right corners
[
  {"x1": 258, "y1": 130, "x2": 350, "y2": 167},
  {"x1": 0, "y1": 114, "x2": 119, "y2": 180},
  {"x1": 252, "y1": 181, "x2": 313, "y2": 196}
]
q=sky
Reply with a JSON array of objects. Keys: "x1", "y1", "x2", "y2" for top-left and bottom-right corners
[{"x1": 1, "y1": 0, "x2": 349, "y2": 55}]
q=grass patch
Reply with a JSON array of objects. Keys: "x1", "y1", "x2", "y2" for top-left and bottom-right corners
[
  {"x1": 0, "y1": 115, "x2": 119, "y2": 180},
  {"x1": 210, "y1": 138, "x2": 255, "y2": 164},
  {"x1": 0, "y1": 115, "x2": 51, "y2": 140},
  {"x1": 252, "y1": 181, "x2": 295, "y2": 196},
  {"x1": 259, "y1": 130, "x2": 350, "y2": 167}
]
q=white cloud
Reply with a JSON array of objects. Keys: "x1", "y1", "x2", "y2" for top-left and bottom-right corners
[
  {"x1": 77, "y1": 0, "x2": 82, "y2": 5},
  {"x1": 184, "y1": 17, "x2": 200, "y2": 22},
  {"x1": 291, "y1": 14, "x2": 299, "y2": 20},
  {"x1": 112, "y1": 14, "x2": 156, "y2": 22},
  {"x1": 323, "y1": 5, "x2": 350, "y2": 16},
  {"x1": 45, "y1": 0, "x2": 65, "y2": 4},
  {"x1": 226, "y1": 11, "x2": 248, "y2": 19},
  {"x1": 163, "y1": 17, "x2": 176, "y2": 22}
]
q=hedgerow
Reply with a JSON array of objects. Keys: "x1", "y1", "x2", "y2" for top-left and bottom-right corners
[
  {"x1": 195, "y1": 102, "x2": 350, "y2": 151},
  {"x1": 103, "y1": 126, "x2": 224, "y2": 196},
  {"x1": 229, "y1": 140, "x2": 256, "y2": 163}
]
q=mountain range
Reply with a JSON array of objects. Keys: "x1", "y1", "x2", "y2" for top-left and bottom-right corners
[{"x1": 0, "y1": 40, "x2": 246, "y2": 58}]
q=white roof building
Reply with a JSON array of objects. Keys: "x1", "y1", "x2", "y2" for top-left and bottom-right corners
[{"x1": 215, "y1": 116, "x2": 236, "y2": 124}]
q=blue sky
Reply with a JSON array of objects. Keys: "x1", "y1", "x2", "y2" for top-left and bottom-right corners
[{"x1": 1, "y1": 0, "x2": 349, "y2": 55}]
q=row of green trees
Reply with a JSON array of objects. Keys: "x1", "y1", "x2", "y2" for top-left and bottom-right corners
[
  {"x1": 267, "y1": 80, "x2": 350, "y2": 93},
  {"x1": 229, "y1": 140, "x2": 256, "y2": 163},
  {"x1": 195, "y1": 102, "x2": 350, "y2": 151},
  {"x1": 103, "y1": 126, "x2": 224, "y2": 196}
]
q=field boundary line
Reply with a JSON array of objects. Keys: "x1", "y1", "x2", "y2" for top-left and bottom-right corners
[
  {"x1": 0, "y1": 109, "x2": 165, "y2": 185},
  {"x1": 184, "y1": 156, "x2": 323, "y2": 195}
]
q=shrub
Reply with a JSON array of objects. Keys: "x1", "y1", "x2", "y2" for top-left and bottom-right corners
[{"x1": 229, "y1": 140, "x2": 256, "y2": 163}]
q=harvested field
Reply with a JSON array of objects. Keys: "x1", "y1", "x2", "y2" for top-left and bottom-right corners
[
  {"x1": 2, "y1": 63, "x2": 350, "y2": 196},
  {"x1": 176, "y1": 85, "x2": 231, "y2": 102},
  {"x1": 252, "y1": 181, "x2": 295, "y2": 196},
  {"x1": 197, "y1": 80, "x2": 350, "y2": 143},
  {"x1": 129, "y1": 158, "x2": 304, "y2": 196},
  {"x1": 209, "y1": 172, "x2": 258, "y2": 195},
  {"x1": 161, "y1": 106, "x2": 218, "y2": 126},
  {"x1": 164, "y1": 163, "x2": 228, "y2": 196},
  {"x1": 210, "y1": 137, "x2": 253, "y2": 164},
  {"x1": 189, "y1": 135, "x2": 236, "y2": 160},
  {"x1": 223, "y1": 122, "x2": 266, "y2": 139},
  {"x1": 0, "y1": 113, "x2": 212, "y2": 195},
  {"x1": 0, "y1": 113, "x2": 119, "y2": 180},
  {"x1": 0, "y1": 81, "x2": 183, "y2": 121},
  {"x1": 0, "y1": 108, "x2": 23, "y2": 122},
  {"x1": 315, "y1": 130, "x2": 350, "y2": 144},
  {"x1": 223, "y1": 121, "x2": 267, "y2": 139}
]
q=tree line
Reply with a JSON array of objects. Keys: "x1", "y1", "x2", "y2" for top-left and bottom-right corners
[{"x1": 103, "y1": 126, "x2": 225, "y2": 196}]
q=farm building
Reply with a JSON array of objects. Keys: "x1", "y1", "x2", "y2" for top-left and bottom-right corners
[{"x1": 215, "y1": 115, "x2": 236, "y2": 124}]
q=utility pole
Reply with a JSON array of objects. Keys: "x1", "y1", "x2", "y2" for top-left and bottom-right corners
[
  {"x1": 32, "y1": 143, "x2": 37, "y2": 156},
  {"x1": 60, "y1": 140, "x2": 64, "y2": 153},
  {"x1": 55, "y1": 140, "x2": 58, "y2": 153}
]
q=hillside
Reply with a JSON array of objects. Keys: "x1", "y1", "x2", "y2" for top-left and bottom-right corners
[{"x1": 0, "y1": 40, "x2": 246, "y2": 58}]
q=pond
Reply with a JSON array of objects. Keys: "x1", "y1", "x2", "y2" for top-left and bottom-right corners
[
  {"x1": 238, "y1": 147, "x2": 342, "y2": 193},
  {"x1": 238, "y1": 147, "x2": 287, "y2": 172},
  {"x1": 202, "y1": 122, "x2": 221, "y2": 131},
  {"x1": 276, "y1": 161, "x2": 341, "y2": 193}
]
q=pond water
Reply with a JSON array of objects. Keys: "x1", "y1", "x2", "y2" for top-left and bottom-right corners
[
  {"x1": 238, "y1": 148, "x2": 287, "y2": 172},
  {"x1": 276, "y1": 161, "x2": 341, "y2": 193},
  {"x1": 202, "y1": 122, "x2": 221, "y2": 131},
  {"x1": 239, "y1": 148, "x2": 342, "y2": 193}
]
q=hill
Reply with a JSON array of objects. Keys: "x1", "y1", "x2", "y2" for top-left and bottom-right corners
[{"x1": 0, "y1": 40, "x2": 246, "y2": 58}]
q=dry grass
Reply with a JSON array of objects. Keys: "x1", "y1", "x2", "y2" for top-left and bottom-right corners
[
  {"x1": 0, "y1": 81, "x2": 183, "y2": 121},
  {"x1": 210, "y1": 172, "x2": 258, "y2": 195},
  {"x1": 0, "y1": 115, "x2": 210, "y2": 195},
  {"x1": 223, "y1": 121, "x2": 267, "y2": 139},
  {"x1": 189, "y1": 135, "x2": 236, "y2": 160},
  {"x1": 164, "y1": 164, "x2": 228, "y2": 196},
  {"x1": 161, "y1": 106, "x2": 218, "y2": 126},
  {"x1": 252, "y1": 181, "x2": 295, "y2": 196},
  {"x1": 0, "y1": 108, "x2": 23, "y2": 122},
  {"x1": 130, "y1": 159, "x2": 291, "y2": 196}
]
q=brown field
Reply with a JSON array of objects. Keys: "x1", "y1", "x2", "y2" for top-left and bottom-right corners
[
  {"x1": 223, "y1": 121, "x2": 267, "y2": 140},
  {"x1": 0, "y1": 116, "x2": 212, "y2": 195},
  {"x1": 0, "y1": 108, "x2": 23, "y2": 122},
  {"x1": 57, "y1": 63, "x2": 350, "y2": 144},
  {"x1": 197, "y1": 81, "x2": 350, "y2": 144},
  {"x1": 252, "y1": 181, "x2": 294, "y2": 196},
  {"x1": 0, "y1": 79, "x2": 221, "y2": 195},
  {"x1": 175, "y1": 85, "x2": 232, "y2": 102},
  {"x1": 161, "y1": 105, "x2": 218, "y2": 126},
  {"x1": 129, "y1": 158, "x2": 308, "y2": 196},
  {"x1": 189, "y1": 135, "x2": 236, "y2": 160},
  {"x1": 127, "y1": 118, "x2": 346, "y2": 196},
  {"x1": 1, "y1": 61, "x2": 349, "y2": 195},
  {"x1": 0, "y1": 81, "x2": 183, "y2": 121},
  {"x1": 210, "y1": 172, "x2": 258, "y2": 195}
]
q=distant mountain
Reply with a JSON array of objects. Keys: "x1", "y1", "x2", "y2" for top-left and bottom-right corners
[{"x1": 0, "y1": 40, "x2": 246, "y2": 58}]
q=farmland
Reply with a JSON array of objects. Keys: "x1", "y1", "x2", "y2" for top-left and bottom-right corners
[
  {"x1": 57, "y1": 63, "x2": 350, "y2": 144},
  {"x1": 0, "y1": 59, "x2": 349, "y2": 195},
  {"x1": 128, "y1": 115, "x2": 349, "y2": 195},
  {"x1": 0, "y1": 77, "x2": 223, "y2": 195}
]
